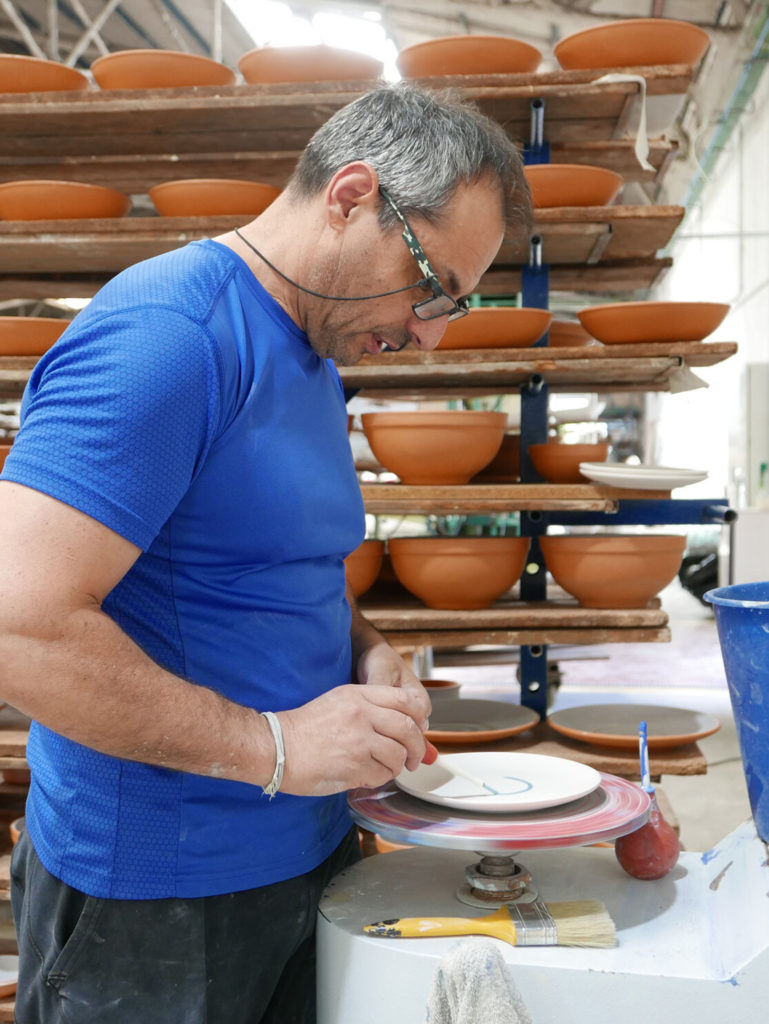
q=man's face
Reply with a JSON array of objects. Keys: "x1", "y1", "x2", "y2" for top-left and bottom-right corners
[{"x1": 302, "y1": 177, "x2": 506, "y2": 367}]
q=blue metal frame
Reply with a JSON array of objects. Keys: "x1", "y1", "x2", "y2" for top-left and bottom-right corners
[
  {"x1": 547, "y1": 500, "x2": 736, "y2": 527},
  {"x1": 511, "y1": 97, "x2": 736, "y2": 717}
]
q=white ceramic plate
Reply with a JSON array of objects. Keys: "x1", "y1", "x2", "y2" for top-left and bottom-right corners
[
  {"x1": 579, "y1": 463, "x2": 708, "y2": 490},
  {"x1": 395, "y1": 752, "x2": 601, "y2": 813}
]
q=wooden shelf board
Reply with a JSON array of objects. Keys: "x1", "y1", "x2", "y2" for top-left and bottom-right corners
[
  {"x1": 340, "y1": 341, "x2": 736, "y2": 394},
  {"x1": 379, "y1": 626, "x2": 671, "y2": 646},
  {"x1": 0, "y1": 258, "x2": 675, "y2": 305},
  {"x1": 360, "y1": 482, "x2": 670, "y2": 513},
  {"x1": 0, "y1": 205, "x2": 682, "y2": 276},
  {"x1": 0, "y1": 341, "x2": 735, "y2": 401},
  {"x1": 0, "y1": 139, "x2": 677, "y2": 193},
  {"x1": 0, "y1": 66, "x2": 693, "y2": 157}
]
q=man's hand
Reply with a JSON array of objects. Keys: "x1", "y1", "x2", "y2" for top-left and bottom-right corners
[{"x1": 278, "y1": 683, "x2": 430, "y2": 797}]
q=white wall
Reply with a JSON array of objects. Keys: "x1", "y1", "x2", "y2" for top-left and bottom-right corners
[{"x1": 653, "y1": 63, "x2": 769, "y2": 510}]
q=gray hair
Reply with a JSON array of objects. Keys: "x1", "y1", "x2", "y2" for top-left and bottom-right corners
[{"x1": 286, "y1": 83, "x2": 531, "y2": 234}]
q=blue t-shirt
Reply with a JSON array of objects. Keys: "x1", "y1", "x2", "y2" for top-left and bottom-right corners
[{"x1": 2, "y1": 239, "x2": 365, "y2": 899}]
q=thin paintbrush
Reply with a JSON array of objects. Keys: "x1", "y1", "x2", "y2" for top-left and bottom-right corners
[
  {"x1": 422, "y1": 740, "x2": 500, "y2": 795},
  {"x1": 364, "y1": 900, "x2": 617, "y2": 948}
]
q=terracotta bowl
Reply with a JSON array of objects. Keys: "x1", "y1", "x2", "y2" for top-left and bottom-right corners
[
  {"x1": 0, "y1": 180, "x2": 130, "y2": 220},
  {"x1": 361, "y1": 410, "x2": 507, "y2": 485},
  {"x1": 239, "y1": 45, "x2": 382, "y2": 83},
  {"x1": 421, "y1": 678, "x2": 461, "y2": 700},
  {"x1": 0, "y1": 54, "x2": 90, "y2": 93},
  {"x1": 470, "y1": 432, "x2": 520, "y2": 483},
  {"x1": 2, "y1": 768, "x2": 30, "y2": 785},
  {"x1": 440, "y1": 307, "x2": 553, "y2": 350},
  {"x1": 528, "y1": 442, "x2": 610, "y2": 483},
  {"x1": 388, "y1": 536, "x2": 530, "y2": 609},
  {"x1": 0, "y1": 316, "x2": 70, "y2": 356},
  {"x1": 540, "y1": 534, "x2": 687, "y2": 608},
  {"x1": 90, "y1": 49, "x2": 236, "y2": 90},
  {"x1": 548, "y1": 320, "x2": 594, "y2": 347},
  {"x1": 345, "y1": 539, "x2": 385, "y2": 598},
  {"x1": 577, "y1": 301, "x2": 730, "y2": 344},
  {"x1": 524, "y1": 164, "x2": 624, "y2": 208},
  {"x1": 553, "y1": 18, "x2": 711, "y2": 70},
  {"x1": 9, "y1": 817, "x2": 24, "y2": 846},
  {"x1": 0, "y1": 444, "x2": 12, "y2": 473},
  {"x1": 148, "y1": 178, "x2": 280, "y2": 217},
  {"x1": 396, "y1": 35, "x2": 542, "y2": 77}
]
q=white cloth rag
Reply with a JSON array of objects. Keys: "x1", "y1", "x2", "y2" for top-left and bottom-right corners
[{"x1": 426, "y1": 937, "x2": 535, "y2": 1024}]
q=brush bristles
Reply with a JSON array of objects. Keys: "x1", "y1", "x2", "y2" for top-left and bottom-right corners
[{"x1": 547, "y1": 900, "x2": 617, "y2": 948}]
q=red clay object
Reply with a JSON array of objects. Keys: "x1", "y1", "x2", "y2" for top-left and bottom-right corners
[{"x1": 615, "y1": 792, "x2": 680, "y2": 879}]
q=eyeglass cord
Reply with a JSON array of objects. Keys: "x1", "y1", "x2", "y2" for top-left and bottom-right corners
[{"x1": 233, "y1": 228, "x2": 422, "y2": 303}]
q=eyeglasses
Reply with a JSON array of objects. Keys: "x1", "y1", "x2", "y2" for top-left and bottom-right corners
[{"x1": 379, "y1": 187, "x2": 469, "y2": 323}]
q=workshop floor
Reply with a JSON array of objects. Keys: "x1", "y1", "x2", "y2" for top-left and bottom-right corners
[{"x1": 431, "y1": 580, "x2": 751, "y2": 853}]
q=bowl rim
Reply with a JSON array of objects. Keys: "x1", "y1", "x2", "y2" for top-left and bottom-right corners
[
  {"x1": 553, "y1": 17, "x2": 710, "y2": 51},
  {"x1": 397, "y1": 33, "x2": 543, "y2": 54},
  {"x1": 578, "y1": 300, "x2": 730, "y2": 316},
  {"x1": 91, "y1": 48, "x2": 232, "y2": 65}
]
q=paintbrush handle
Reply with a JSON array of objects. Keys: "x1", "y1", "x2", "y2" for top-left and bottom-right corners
[
  {"x1": 365, "y1": 907, "x2": 515, "y2": 942},
  {"x1": 431, "y1": 752, "x2": 498, "y2": 794}
]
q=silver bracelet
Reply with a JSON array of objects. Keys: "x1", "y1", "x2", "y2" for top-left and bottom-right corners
[{"x1": 261, "y1": 711, "x2": 285, "y2": 799}]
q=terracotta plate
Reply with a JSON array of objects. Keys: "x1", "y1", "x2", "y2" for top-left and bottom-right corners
[
  {"x1": 547, "y1": 703, "x2": 721, "y2": 751},
  {"x1": 425, "y1": 699, "x2": 538, "y2": 743}
]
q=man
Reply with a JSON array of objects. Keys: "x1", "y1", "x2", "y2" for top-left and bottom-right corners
[{"x1": 0, "y1": 83, "x2": 531, "y2": 1022}]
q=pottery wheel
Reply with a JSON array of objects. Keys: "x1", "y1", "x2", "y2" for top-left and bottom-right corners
[{"x1": 348, "y1": 772, "x2": 649, "y2": 852}]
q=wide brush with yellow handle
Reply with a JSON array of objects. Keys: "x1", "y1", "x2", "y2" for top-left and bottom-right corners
[{"x1": 364, "y1": 900, "x2": 617, "y2": 948}]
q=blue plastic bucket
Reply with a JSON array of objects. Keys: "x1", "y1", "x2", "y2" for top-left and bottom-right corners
[{"x1": 705, "y1": 581, "x2": 769, "y2": 841}]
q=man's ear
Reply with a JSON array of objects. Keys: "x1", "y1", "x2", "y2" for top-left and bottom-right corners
[{"x1": 326, "y1": 162, "x2": 380, "y2": 229}]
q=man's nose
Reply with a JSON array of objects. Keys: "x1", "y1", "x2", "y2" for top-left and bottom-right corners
[{"x1": 409, "y1": 315, "x2": 448, "y2": 352}]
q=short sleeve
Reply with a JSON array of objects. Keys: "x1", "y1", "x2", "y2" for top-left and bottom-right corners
[{"x1": 3, "y1": 305, "x2": 223, "y2": 550}]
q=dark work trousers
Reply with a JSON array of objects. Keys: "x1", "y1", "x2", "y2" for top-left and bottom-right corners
[{"x1": 10, "y1": 824, "x2": 361, "y2": 1024}]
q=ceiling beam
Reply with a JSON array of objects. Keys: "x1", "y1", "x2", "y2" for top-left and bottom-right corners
[
  {"x1": 65, "y1": 0, "x2": 124, "y2": 65},
  {"x1": 0, "y1": 0, "x2": 47, "y2": 57}
]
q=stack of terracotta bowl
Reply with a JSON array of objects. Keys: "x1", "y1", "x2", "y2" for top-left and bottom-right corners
[
  {"x1": 361, "y1": 410, "x2": 507, "y2": 485},
  {"x1": 539, "y1": 533, "x2": 687, "y2": 608}
]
